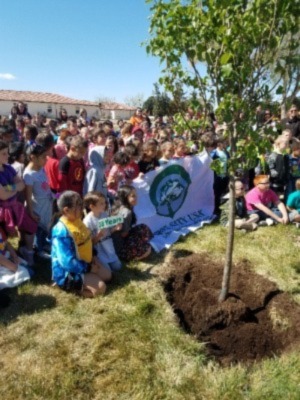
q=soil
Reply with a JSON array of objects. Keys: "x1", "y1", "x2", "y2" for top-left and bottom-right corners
[{"x1": 163, "y1": 252, "x2": 300, "y2": 365}]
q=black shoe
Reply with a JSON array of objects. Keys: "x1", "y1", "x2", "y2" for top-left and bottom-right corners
[{"x1": 0, "y1": 291, "x2": 11, "y2": 308}]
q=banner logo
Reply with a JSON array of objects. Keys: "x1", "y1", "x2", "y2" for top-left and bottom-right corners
[{"x1": 149, "y1": 165, "x2": 191, "y2": 218}]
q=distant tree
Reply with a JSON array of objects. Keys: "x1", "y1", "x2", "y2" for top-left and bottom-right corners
[
  {"x1": 143, "y1": 83, "x2": 172, "y2": 116},
  {"x1": 143, "y1": 96, "x2": 155, "y2": 115},
  {"x1": 170, "y1": 82, "x2": 188, "y2": 114},
  {"x1": 269, "y1": 32, "x2": 300, "y2": 118},
  {"x1": 152, "y1": 83, "x2": 172, "y2": 116},
  {"x1": 95, "y1": 96, "x2": 116, "y2": 104},
  {"x1": 124, "y1": 93, "x2": 145, "y2": 108}
]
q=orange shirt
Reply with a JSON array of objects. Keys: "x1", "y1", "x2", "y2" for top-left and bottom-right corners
[{"x1": 129, "y1": 115, "x2": 144, "y2": 127}]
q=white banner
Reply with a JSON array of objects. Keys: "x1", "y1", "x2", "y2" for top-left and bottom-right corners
[{"x1": 133, "y1": 151, "x2": 214, "y2": 252}]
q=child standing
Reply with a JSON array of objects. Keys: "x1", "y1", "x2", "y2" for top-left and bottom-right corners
[
  {"x1": 83, "y1": 192, "x2": 122, "y2": 272},
  {"x1": 111, "y1": 185, "x2": 152, "y2": 261},
  {"x1": 23, "y1": 125, "x2": 39, "y2": 151},
  {"x1": 286, "y1": 138, "x2": 300, "y2": 197},
  {"x1": 8, "y1": 141, "x2": 25, "y2": 179},
  {"x1": 159, "y1": 141, "x2": 175, "y2": 166},
  {"x1": 124, "y1": 143, "x2": 140, "y2": 181},
  {"x1": 138, "y1": 139, "x2": 160, "y2": 174},
  {"x1": 210, "y1": 137, "x2": 230, "y2": 217},
  {"x1": 267, "y1": 135, "x2": 289, "y2": 195},
  {"x1": 173, "y1": 137, "x2": 188, "y2": 158},
  {"x1": 51, "y1": 191, "x2": 110, "y2": 297},
  {"x1": 54, "y1": 129, "x2": 72, "y2": 160},
  {"x1": 58, "y1": 136, "x2": 88, "y2": 196},
  {"x1": 107, "y1": 152, "x2": 130, "y2": 198},
  {"x1": 0, "y1": 140, "x2": 37, "y2": 266},
  {"x1": 83, "y1": 146, "x2": 108, "y2": 197},
  {"x1": 23, "y1": 144, "x2": 54, "y2": 259}
]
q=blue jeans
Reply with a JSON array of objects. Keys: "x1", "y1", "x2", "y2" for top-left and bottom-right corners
[
  {"x1": 248, "y1": 208, "x2": 282, "y2": 221},
  {"x1": 35, "y1": 227, "x2": 49, "y2": 252}
]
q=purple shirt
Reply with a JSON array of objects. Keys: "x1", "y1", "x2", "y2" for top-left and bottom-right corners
[{"x1": 0, "y1": 164, "x2": 17, "y2": 187}]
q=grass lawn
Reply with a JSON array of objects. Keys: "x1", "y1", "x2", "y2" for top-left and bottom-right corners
[{"x1": 0, "y1": 224, "x2": 300, "y2": 400}]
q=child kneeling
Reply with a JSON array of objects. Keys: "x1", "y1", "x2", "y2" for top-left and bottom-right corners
[{"x1": 51, "y1": 191, "x2": 111, "y2": 297}]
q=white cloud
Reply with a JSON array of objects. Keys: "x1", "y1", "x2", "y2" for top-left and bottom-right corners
[{"x1": 0, "y1": 73, "x2": 16, "y2": 80}]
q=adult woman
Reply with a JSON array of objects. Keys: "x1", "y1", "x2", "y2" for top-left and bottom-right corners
[
  {"x1": 129, "y1": 107, "x2": 144, "y2": 127},
  {"x1": 10, "y1": 102, "x2": 31, "y2": 120},
  {"x1": 58, "y1": 108, "x2": 68, "y2": 124}
]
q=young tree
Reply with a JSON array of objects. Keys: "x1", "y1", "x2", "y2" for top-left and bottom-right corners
[{"x1": 145, "y1": 0, "x2": 299, "y2": 301}]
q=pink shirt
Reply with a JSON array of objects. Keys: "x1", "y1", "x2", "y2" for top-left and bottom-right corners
[
  {"x1": 107, "y1": 165, "x2": 127, "y2": 195},
  {"x1": 54, "y1": 142, "x2": 67, "y2": 160},
  {"x1": 124, "y1": 161, "x2": 139, "y2": 180},
  {"x1": 245, "y1": 187, "x2": 279, "y2": 211}
]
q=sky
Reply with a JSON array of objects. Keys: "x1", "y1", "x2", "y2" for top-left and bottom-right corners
[{"x1": 0, "y1": 0, "x2": 162, "y2": 104}]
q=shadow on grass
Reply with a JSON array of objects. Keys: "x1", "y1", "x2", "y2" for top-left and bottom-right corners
[
  {"x1": 108, "y1": 263, "x2": 155, "y2": 294},
  {"x1": 291, "y1": 263, "x2": 300, "y2": 274},
  {"x1": 0, "y1": 290, "x2": 56, "y2": 325},
  {"x1": 30, "y1": 256, "x2": 52, "y2": 285}
]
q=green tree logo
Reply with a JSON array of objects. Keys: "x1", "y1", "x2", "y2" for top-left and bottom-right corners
[{"x1": 150, "y1": 165, "x2": 191, "y2": 218}]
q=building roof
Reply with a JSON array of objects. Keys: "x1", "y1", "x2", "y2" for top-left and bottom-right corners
[{"x1": 0, "y1": 90, "x2": 135, "y2": 110}]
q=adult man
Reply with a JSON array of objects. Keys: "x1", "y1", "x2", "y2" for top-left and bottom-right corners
[{"x1": 281, "y1": 105, "x2": 300, "y2": 138}]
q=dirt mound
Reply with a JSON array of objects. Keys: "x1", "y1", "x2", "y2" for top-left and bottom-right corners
[{"x1": 164, "y1": 253, "x2": 300, "y2": 365}]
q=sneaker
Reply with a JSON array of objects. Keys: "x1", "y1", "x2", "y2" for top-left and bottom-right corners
[
  {"x1": 240, "y1": 222, "x2": 257, "y2": 231},
  {"x1": 265, "y1": 218, "x2": 274, "y2": 226},
  {"x1": 258, "y1": 219, "x2": 274, "y2": 227},
  {"x1": 18, "y1": 247, "x2": 34, "y2": 267},
  {"x1": 36, "y1": 250, "x2": 51, "y2": 260},
  {"x1": 258, "y1": 221, "x2": 267, "y2": 227},
  {"x1": 294, "y1": 222, "x2": 300, "y2": 229}
]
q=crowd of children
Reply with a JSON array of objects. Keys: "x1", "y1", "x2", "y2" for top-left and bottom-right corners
[{"x1": 0, "y1": 103, "x2": 300, "y2": 301}]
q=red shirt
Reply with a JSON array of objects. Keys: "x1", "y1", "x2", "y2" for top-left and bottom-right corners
[
  {"x1": 44, "y1": 157, "x2": 60, "y2": 192},
  {"x1": 58, "y1": 156, "x2": 85, "y2": 195}
]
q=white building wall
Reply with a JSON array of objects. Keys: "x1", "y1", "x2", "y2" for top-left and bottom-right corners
[
  {"x1": 0, "y1": 101, "x2": 100, "y2": 119},
  {"x1": 100, "y1": 109, "x2": 134, "y2": 121},
  {"x1": 0, "y1": 100, "x2": 134, "y2": 121}
]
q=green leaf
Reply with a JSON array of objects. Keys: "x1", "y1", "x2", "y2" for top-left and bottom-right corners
[
  {"x1": 221, "y1": 63, "x2": 233, "y2": 77},
  {"x1": 276, "y1": 85, "x2": 284, "y2": 95},
  {"x1": 220, "y1": 53, "x2": 232, "y2": 65}
]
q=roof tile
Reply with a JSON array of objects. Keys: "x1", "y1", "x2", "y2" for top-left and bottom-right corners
[{"x1": 0, "y1": 90, "x2": 135, "y2": 110}]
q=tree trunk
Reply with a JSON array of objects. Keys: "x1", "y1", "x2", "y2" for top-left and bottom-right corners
[{"x1": 219, "y1": 175, "x2": 236, "y2": 302}]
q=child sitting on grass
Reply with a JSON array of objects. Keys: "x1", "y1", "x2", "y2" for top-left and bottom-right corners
[
  {"x1": 83, "y1": 191, "x2": 122, "y2": 272},
  {"x1": 0, "y1": 224, "x2": 31, "y2": 289},
  {"x1": 220, "y1": 179, "x2": 259, "y2": 231},
  {"x1": 111, "y1": 185, "x2": 153, "y2": 262},
  {"x1": 245, "y1": 175, "x2": 289, "y2": 225},
  {"x1": 286, "y1": 178, "x2": 300, "y2": 226},
  {"x1": 51, "y1": 191, "x2": 111, "y2": 297},
  {"x1": 286, "y1": 138, "x2": 300, "y2": 197}
]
